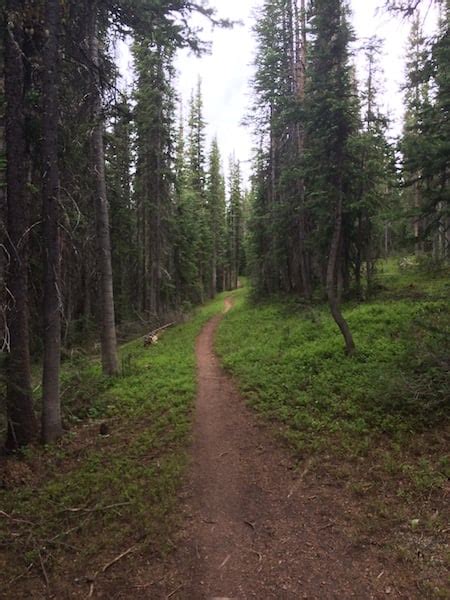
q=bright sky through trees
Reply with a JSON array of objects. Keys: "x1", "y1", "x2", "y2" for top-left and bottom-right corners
[{"x1": 172, "y1": 0, "x2": 438, "y2": 182}]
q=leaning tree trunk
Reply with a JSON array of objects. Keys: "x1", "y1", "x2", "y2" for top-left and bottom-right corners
[
  {"x1": 88, "y1": 2, "x2": 119, "y2": 375},
  {"x1": 41, "y1": 0, "x2": 63, "y2": 443},
  {"x1": 4, "y1": 0, "x2": 38, "y2": 449},
  {"x1": 326, "y1": 189, "x2": 355, "y2": 355}
]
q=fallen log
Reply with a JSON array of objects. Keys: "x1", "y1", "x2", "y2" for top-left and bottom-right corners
[{"x1": 143, "y1": 322, "x2": 176, "y2": 347}]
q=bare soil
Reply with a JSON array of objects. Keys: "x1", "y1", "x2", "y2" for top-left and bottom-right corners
[{"x1": 152, "y1": 301, "x2": 408, "y2": 600}]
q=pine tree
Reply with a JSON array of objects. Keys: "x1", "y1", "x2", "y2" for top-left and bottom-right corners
[
  {"x1": 352, "y1": 38, "x2": 396, "y2": 295},
  {"x1": 3, "y1": 0, "x2": 38, "y2": 449},
  {"x1": 173, "y1": 105, "x2": 200, "y2": 305},
  {"x1": 106, "y1": 96, "x2": 135, "y2": 321},
  {"x1": 206, "y1": 138, "x2": 226, "y2": 296},
  {"x1": 400, "y1": 16, "x2": 430, "y2": 254},
  {"x1": 133, "y1": 38, "x2": 175, "y2": 315},
  {"x1": 305, "y1": 0, "x2": 358, "y2": 353},
  {"x1": 187, "y1": 81, "x2": 210, "y2": 301},
  {"x1": 41, "y1": 0, "x2": 63, "y2": 443},
  {"x1": 227, "y1": 158, "x2": 244, "y2": 290},
  {"x1": 88, "y1": 0, "x2": 119, "y2": 375}
]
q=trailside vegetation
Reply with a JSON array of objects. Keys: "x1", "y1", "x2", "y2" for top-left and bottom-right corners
[
  {"x1": 0, "y1": 1, "x2": 243, "y2": 449},
  {"x1": 248, "y1": 0, "x2": 449, "y2": 350}
]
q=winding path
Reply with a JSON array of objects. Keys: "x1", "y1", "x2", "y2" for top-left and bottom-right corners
[{"x1": 170, "y1": 299, "x2": 390, "y2": 599}]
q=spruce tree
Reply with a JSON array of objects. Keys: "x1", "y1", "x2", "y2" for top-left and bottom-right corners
[
  {"x1": 305, "y1": 0, "x2": 358, "y2": 353},
  {"x1": 227, "y1": 158, "x2": 244, "y2": 290},
  {"x1": 206, "y1": 138, "x2": 226, "y2": 296}
]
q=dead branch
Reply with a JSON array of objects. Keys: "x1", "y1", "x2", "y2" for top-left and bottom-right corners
[
  {"x1": 61, "y1": 501, "x2": 131, "y2": 515},
  {"x1": 37, "y1": 547, "x2": 50, "y2": 588},
  {"x1": 287, "y1": 458, "x2": 314, "y2": 499},
  {"x1": 143, "y1": 321, "x2": 176, "y2": 344},
  {"x1": 101, "y1": 545, "x2": 136, "y2": 573},
  {"x1": 166, "y1": 584, "x2": 183, "y2": 599},
  {"x1": 0, "y1": 510, "x2": 35, "y2": 527},
  {"x1": 87, "y1": 545, "x2": 137, "y2": 598}
]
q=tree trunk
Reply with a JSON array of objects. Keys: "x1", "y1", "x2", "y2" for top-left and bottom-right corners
[
  {"x1": 211, "y1": 249, "x2": 217, "y2": 298},
  {"x1": 326, "y1": 190, "x2": 355, "y2": 355},
  {"x1": 294, "y1": 0, "x2": 312, "y2": 300},
  {"x1": 4, "y1": 1, "x2": 38, "y2": 449},
  {"x1": 88, "y1": 3, "x2": 119, "y2": 375},
  {"x1": 41, "y1": 0, "x2": 63, "y2": 444}
]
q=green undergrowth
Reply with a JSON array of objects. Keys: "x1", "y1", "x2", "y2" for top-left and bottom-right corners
[
  {"x1": 216, "y1": 261, "x2": 449, "y2": 590},
  {"x1": 217, "y1": 264, "x2": 449, "y2": 456},
  {"x1": 0, "y1": 292, "x2": 229, "y2": 595}
]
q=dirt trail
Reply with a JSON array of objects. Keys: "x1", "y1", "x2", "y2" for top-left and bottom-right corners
[{"x1": 169, "y1": 299, "x2": 396, "y2": 600}]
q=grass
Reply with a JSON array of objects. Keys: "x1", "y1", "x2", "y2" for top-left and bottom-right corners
[
  {"x1": 0, "y1": 292, "x2": 228, "y2": 597},
  {"x1": 217, "y1": 271, "x2": 449, "y2": 455},
  {"x1": 1, "y1": 261, "x2": 448, "y2": 596},
  {"x1": 216, "y1": 259, "x2": 450, "y2": 597}
]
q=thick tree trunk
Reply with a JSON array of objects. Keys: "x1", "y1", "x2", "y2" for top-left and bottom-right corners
[
  {"x1": 294, "y1": 0, "x2": 312, "y2": 300},
  {"x1": 88, "y1": 3, "x2": 119, "y2": 375},
  {"x1": 41, "y1": 0, "x2": 63, "y2": 444},
  {"x1": 4, "y1": 1, "x2": 38, "y2": 449},
  {"x1": 326, "y1": 191, "x2": 355, "y2": 355}
]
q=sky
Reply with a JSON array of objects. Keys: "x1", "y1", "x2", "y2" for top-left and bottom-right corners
[
  {"x1": 120, "y1": 0, "x2": 438, "y2": 184},
  {"x1": 175, "y1": 0, "x2": 438, "y2": 183}
]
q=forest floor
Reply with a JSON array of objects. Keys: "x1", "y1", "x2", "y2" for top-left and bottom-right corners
[
  {"x1": 144, "y1": 298, "x2": 407, "y2": 599},
  {"x1": 1, "y1": 261, "x2": 449, "y2": 598}
]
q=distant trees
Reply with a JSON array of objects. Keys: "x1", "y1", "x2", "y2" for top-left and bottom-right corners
[
  {"x1": 400, "y1": 6, "x2": 449, "y2": 258},
  {"x1": 248, "y1": 0, "x2": 448, "y2": 352}
]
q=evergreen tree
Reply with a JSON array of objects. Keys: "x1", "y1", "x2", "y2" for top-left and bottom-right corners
[
  {"x1": 106, "y1": 96, "x2": 135, "y2": 321},
  {"x1": 206, "y1": 138, "x2": 226, "y2": 296},
  {"x1": 186, "y1": 81, "x2": 210, "y2": 301},
  {"x1": 3, "y1": 0, "x2": 38, "y2": 449},
  {"x1": 304, "y1": 0, "x2": 358, "y2": 353},
  {"x1": 41, "y1": 0, "x2": 63, "y2": 443},
  {"x1": 133, "y1": 39, "x2": 175, "y2": 315},
  {"x1": 227, "y1": 158, "x2": 244, "y2": 290},
  {"x1": 352, "y1": 38, "x2": 397, "y2": 295}
]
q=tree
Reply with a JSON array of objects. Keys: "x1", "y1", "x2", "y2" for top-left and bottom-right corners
[
  {"x1": 250, "y1": 0, "x2": 309, "y2": 295},
  {"x1": 107, "y1": 97, "x2": 135, "y2": 322},
  {"x1": 187, "y1": 81, "x2": 210, "y2": 301},
  {"x1": 227, "y1": 158, "x2": 244, "y2": 290},
  {"x1": 206, "y1": 138, "x2": 226, "y2": 296},
  {"x1": 305, "y1": 0, "x2": 358, "y2": 353},
  {"x1": 352, "y1": 38, "x2": 396, "y2": 295},
  {"x1": 41, "y1": 0, "x2": 63, "y2": 443},
  {"x1": 3, "y1": 0, "x2": 38, "y2": 449},
  {"x1": 88, "y1": 1, "x2": 119, "y2": 376}
]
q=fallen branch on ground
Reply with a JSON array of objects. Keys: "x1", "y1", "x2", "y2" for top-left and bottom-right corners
[
  {"x1": 87, "y1": 545, "x2": 138, "y2": 598},
  {"x1": 143, "y1": 322, "x2": 176, "y2": 346},
  {"x1": 60, "y1": 501, "x2": 131, "y2": 515}
]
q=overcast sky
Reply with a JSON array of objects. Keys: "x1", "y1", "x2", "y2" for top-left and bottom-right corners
[
  {"x1": 175, "y1": 0, "x2": 438, "y2": 183},
  {"x1": 120, "y1": 1, "x2": 438, "y2": 184}
]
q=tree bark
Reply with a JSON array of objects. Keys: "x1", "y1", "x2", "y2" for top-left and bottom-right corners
[
  {"x1": 326, "y1": 189, "x2": 356, "y2": 355},
  {"x1": 4, "y1": 0, "x2": 38, "y2": 449},
  {"x1": 294, "y1": 0, "x2": 312, "y2": 300},
  {"x1": 88, "y1": 2, "x2": 119, "y2": 375},
  {"x1": 41, "y1": 0, "x2": 63, "y2": 444}
]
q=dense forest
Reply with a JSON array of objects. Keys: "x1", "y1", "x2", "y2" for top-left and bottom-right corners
[
  {"x1": 0, "y1": 0, "x2": 448, "y2": 446},
  {"x1": 248, "y1": 0, "x2": 449, "y2": 353},
  {"x1": 0, "y1": 0, "x2": 246, "y2": 448},
  {"x1": 0, "y1": 0, "x2": 449, "y2": 598}
]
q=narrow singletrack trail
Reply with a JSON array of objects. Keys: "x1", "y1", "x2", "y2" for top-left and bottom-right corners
[{"x1": 168, "y1": 299, "x2": 396, "y2": 600}]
